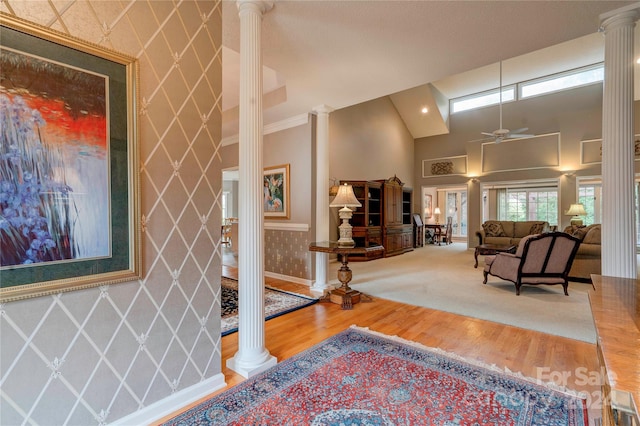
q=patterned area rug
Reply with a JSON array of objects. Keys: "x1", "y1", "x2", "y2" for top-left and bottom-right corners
[
  {"x1": 165, "y1": 326, "x2": 588, "y2": 425},
  {"x1": 221, "y1": 277, "x2": 318, "y2": 336}
]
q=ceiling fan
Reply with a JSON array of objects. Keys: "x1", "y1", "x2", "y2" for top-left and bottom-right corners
[{"x1": 480, "y1": 61, "x2": 534, "y2": 143}]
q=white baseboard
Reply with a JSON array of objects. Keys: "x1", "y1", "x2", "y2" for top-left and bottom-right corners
[
  {"x1": 265, "y1": 271, "x2": 313, "y2": 286},
  {"x1": 109, "y1": 373, "x2": 226, "y2": 425}
]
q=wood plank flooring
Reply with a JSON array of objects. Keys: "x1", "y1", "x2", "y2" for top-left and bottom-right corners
[{"x1": 155, "y1": 264, "x2": 601, "y2": 424}]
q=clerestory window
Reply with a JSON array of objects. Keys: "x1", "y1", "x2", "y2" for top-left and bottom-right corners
[
  {"x1": 450, "y1": 63, "x2": 604, "y2": 114},
  {"x1": 520, "y1": 64, "x2": 604, "y2": 99}
]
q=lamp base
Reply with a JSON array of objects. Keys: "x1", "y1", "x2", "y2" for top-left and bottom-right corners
[
  {"x1": 337, "y1": 207, "x2": 356, "y2": 246},
  {"x1": 570, "y1": 217, "x2": 584, "y2": 226},
  {"x1": 337, "y1": 237, "x2": 355, "y2": 246}
]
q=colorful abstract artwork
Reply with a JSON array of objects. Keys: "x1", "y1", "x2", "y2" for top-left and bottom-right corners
[
  {"x1": 0, "y1": 15, "x2": 140, "y2": 302},
  {"x1": 0, "y1": 48, "x2": 110, "y2": 267}
]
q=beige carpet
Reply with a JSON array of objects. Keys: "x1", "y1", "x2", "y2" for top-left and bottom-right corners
[{"x1": 340, "y1": 243, "x2": 597, "y2": 343}]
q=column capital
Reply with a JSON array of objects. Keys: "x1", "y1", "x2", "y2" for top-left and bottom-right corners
[
  {"x1": 312, "y1": 104, "x2": 335, "y2": 115},
  {"x1": 237, "y1": 0, "x2": 274, "y2": 15},
  {"x1": 599, "y1": 4, "x2": 639, "y2": 32}
]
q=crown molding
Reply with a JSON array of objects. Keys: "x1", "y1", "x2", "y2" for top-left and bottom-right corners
[
  {"x1": 264, "y1": 112, "x2": 309, "y2": 135},
  {"x1": 222, "y1": 113, "x2": 310, "y2": 146}
]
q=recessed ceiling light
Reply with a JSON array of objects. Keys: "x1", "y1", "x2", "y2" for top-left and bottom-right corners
[{"x1": 421, "y1": 107, "x2": 428, "y2": 114}]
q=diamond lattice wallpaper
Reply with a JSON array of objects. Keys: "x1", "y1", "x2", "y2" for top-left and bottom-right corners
[{"x1": 0, "y1": 1, "x2": 223, "y2": 424}]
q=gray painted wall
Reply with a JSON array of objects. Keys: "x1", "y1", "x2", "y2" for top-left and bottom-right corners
[
  {"x1": 330, "y1": 96, "x2": 415, "y2": 188},
  {"x1": 264, "y1": 121, "x2": 314, "y2": 224}
]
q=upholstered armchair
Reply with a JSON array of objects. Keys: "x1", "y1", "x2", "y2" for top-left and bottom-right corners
[{"x1": 483, "y1": 232, "x2": 581, "y2": 296}]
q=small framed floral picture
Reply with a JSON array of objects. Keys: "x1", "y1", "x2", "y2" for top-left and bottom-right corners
[{"x1": 263, "y1": 164, "x2": 290, "y2": 219}]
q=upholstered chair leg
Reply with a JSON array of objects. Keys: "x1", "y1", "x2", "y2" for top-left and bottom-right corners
[
  {"x1": 483, "y1": 271, "x2": 488, "y2": 284},
  {"x1": 515, "y1": 282, "x2": 521, "y2": 295},
  {"x1": 563, "y1": 282, "x2": 569, "y2": 296}
]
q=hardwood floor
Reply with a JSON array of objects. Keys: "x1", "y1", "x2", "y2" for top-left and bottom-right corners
[{"x1": 156, "y1": 264, "x2": 601, "y2": 424}]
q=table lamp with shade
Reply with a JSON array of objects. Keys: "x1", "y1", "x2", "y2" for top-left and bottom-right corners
[
  {"x1": 330, "y1": 183, "x2": 362, "y2": 245},
  {"x1": 434, "y1": 207, "x2": 441, "y2": 224},
  {"x1": 565, "y1": 203, "x2": 587, "y2": 226}
]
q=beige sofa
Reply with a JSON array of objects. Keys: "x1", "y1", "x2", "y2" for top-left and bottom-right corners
[
  {"x1": 476, "y1": 220, "x2": 550, "y2": 246},
  {"x1": 562, "y1": 224, "x2": 601, "y2": 282}
]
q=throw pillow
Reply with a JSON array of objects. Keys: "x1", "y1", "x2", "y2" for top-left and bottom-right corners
[
  {"x1": 571, "y1": 226, "x2": 588, "y2": 241},
  {"x1": 529, "y1": 222, "x2": 546, "y2": 234},
  {"x1": 483, "y1": 222, "x2": 506, "y2": 237}
]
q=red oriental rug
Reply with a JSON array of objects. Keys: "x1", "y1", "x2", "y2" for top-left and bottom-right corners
[{"x1": 164, "y1": 326, "x2": 588, "y2": 425}]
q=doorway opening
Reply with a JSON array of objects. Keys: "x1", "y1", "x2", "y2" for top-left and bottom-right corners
[{"x1": 421, "y1": 186, "x2": 468, "y2": 241}]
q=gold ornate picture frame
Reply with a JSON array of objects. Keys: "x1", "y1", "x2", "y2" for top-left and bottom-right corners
[{"x1": 0, "y1": 14, "x2": 141, "y2": 302}]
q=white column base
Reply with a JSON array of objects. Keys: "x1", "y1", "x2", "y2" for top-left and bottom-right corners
[
  {"x1": 310, "y1": 285, "x2": 330, "y2": 297},
  {"x1": 226, "y1": 354, "x2": 277, "y2": 378}
]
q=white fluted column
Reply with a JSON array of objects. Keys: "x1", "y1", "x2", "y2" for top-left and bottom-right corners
[
  {"x1": 311, "y1": 105, "x2": 334, "y2": 294},
  {"x1": 227, "y1": 0, "x2": 276, "y2": 378},
  {"x1": 600, "y1": 6, "x2": 638, "y2": 279}
]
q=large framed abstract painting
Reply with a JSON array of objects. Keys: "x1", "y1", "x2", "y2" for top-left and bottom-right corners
[
  {"x1": 0, "y1": 14, "x2": 140, "y2": 302},
  {"x1": 264, "y1": 164, "x2": 290, "y2": 219}
]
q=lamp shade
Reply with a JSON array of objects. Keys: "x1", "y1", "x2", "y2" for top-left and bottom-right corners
[
  {"x1": 433, "y1": 207, "x2": 441, "y2": 215},
  {"x1": 565, "y1": 203, "x2": 587, "y2": 216},
  {"x1": 330, "y1": 183, "x2": 362, "y2": 208}
]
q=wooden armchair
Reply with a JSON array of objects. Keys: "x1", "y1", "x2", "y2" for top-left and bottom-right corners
[{"x1": 483, "y1": 232, "x2": 581, "y2": 295}]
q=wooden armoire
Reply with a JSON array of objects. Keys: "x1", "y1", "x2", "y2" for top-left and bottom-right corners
[
  {"x1": 339, "y1": 176, "x2": 413, "y2": 259},
  {"x1": 380, "y1": 176, "x2": 413, "y2": 257}
]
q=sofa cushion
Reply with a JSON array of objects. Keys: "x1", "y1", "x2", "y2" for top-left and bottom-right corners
[
  {"x1": 582, "y1": 224, "x2": 601, "y2": 245},
  {"x1": 484, "y1": 236, "x2": 515, "y2": 246},
  {"x1": 482, "y1": 221, "x2": 507, "y2": 237}
]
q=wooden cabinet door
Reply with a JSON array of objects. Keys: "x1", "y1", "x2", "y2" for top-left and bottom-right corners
[
  {"x1": 384, "y1": 184, "x2": 403, "y2": 225},
  {"x1": 387, "y1": 234, "x2": 400, "y2": 254},
  {"x1": 402, "y1": 232, "x2": 411, "y2": 249}
]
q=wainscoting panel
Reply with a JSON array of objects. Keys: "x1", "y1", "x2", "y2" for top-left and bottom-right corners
[{"x1": 265, "y1": 229, "x2": 313, "y2": 281}]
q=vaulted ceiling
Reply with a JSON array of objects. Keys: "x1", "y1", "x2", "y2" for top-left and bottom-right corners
[{"x1": 221, "y1": 1, "x2": 639, "y2": 141}]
